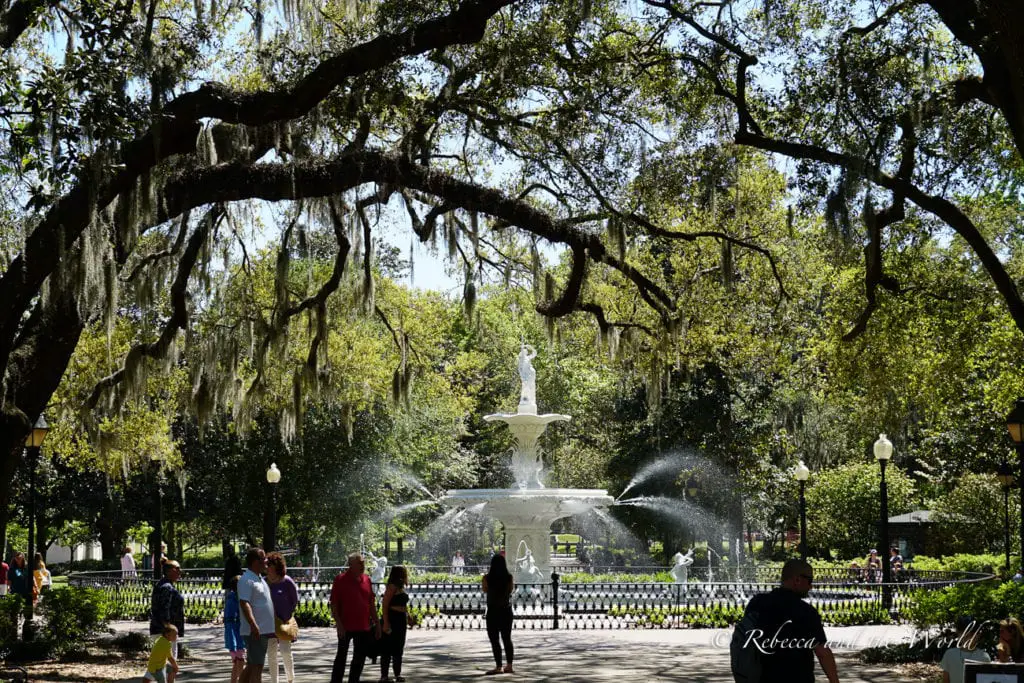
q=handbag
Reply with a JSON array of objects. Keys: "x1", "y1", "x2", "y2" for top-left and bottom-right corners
[{"x1": 275, "y1": 616, "x2": 299, "y2": 642}]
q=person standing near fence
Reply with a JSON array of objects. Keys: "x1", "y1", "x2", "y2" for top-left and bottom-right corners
[
  {"x1": 224, "y1": 574, "x2": 246, "y2": 683},
  {"x1": 150, "y1": 560, "x2": 185, "y2": 675},
  {"x1": 481, "y1": 554, "x2": 514, "y2": 675},
  {"x1": 331, "y1": 553, "x2": 381, "y2": 683},
  {"x1": 380, "y1": 565, "x2": 411, "y2": 683},
  {"x1": 266, "y1": 552, "x2": 298, "y2": 683},
  {"x1": 122, "y1": 547, "x2": 137, "y2": 578},
  {"x1": 239, "y1": 547, "x2": 275, "y2": 683}
]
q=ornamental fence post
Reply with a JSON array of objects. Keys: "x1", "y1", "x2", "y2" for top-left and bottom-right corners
[{"x1": 551, "y1": 571, "x2": 559, "y2": 630}]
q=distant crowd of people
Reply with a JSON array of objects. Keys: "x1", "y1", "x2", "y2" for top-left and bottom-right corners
[
  {"x1": 143, "y1": 548, "x2": 518, "y2": 683},
  {"x1": 1, "y1": 551, "x2": 52, "y2": 612}
]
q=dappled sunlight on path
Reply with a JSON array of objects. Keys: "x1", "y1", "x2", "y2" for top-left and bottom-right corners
[{"x1": 105, "y1": 624, "x2": 931, "y2": 682}]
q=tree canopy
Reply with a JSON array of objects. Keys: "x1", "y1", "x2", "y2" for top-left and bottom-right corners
[{"x1": 2, "y1": 0, "x2": 1024, "y2": 560}]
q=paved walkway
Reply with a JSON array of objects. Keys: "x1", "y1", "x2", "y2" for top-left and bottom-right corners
[{"x1": 110, "y1": 622, "x2": 931, "y2": 682}]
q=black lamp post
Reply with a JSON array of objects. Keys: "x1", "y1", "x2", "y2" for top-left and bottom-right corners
[
  {"x1": 794, "y1": 460, "x2": 810, "y2": 561},
  {"x1": 874, "y1": 433, "x2": 893, "y2": 610},
  {"x1": 997, "y1": 460, "x2": 1016, "y2": 572},
  {"x1": 1005, "y1": 398, "x2": 1024, "y2": 569},
  {"x1": 382, "y1": 482, "x2": 393, "y2": 557},
  {"x1": 22, "y1": 415, "x2": 48, "y2": 640},
  {"x1": 266, "y1": 463, "x2": 281, "y2": 552}
]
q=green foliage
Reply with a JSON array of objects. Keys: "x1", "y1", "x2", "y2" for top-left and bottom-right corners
[
  {"x1": 804, "y1": 462, "x2": 916, "y2": 558},
  {"x1": 860, "y1": 639, "x2": 947, "y2": 665},
  {"x1": 293, "y1": 602, "x2": 333, "y2": 628},
  {"x1": 933, "y1": 474, "x2": 1020, "y2": 555},
  {"x1": 905, "y1": 580, "x2": 1024, "y2": 631},
  {"x1": 0, "y1": 594, "x2": 24, "y2": 647},
  {"x1": 38, "y1": 587, "x2": 109, "y2": 654},
  {"x1": 908, "y1": 554, "x2": 1009, "y2": 574}
]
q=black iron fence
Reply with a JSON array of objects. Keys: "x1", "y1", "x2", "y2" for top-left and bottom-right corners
[{"x1": 70, "y1": 567, "x2": 993, "y2": 630}]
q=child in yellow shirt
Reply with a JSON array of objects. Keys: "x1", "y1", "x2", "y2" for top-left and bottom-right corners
[{"x1": 143, "y1": 624, "x2": 179, "y2": 683}]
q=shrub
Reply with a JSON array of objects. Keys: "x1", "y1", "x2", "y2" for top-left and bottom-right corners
[
  {"x1": 861, "y1": 638, "x2": 947, "y2": 664},
  {"x1": 905, "y1": 579, "x2": 1024, "y2": 630},
  {"x1": 38, "y1": 587, "x2": 109, "y2": 654},
  {"x1": 907, "y1": 553, "x2": 1005, "y2": 574},
  {"x1": 110, "y1": 630, "x2": 151, "y2": 653},
  {"x1": 0, "y1": 594, "x2": 24, "y2": 648},
  {"x1": 293, "y1": 603, "x2": 333, "y2": 628}
]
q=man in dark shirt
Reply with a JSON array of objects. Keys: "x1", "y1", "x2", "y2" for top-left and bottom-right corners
[
  {"x1": 739, "y1": 559, "x2": 840, "y2": 683},
  {"x1": 150, "y1": 559, "x2": 185, "y2": 665}
]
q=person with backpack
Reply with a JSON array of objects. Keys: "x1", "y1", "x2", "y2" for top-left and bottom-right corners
[{"x1": 730, "y1": 559, "x2": 839, "y2": 683}]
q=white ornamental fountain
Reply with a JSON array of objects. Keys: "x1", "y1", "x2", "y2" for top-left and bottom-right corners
[{"x1": 441, "y1": 345, "x2": 614, "y2": 577}]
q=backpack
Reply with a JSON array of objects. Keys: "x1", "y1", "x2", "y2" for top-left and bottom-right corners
[{"x1": 730, "y1": 600, "x2": 763, "y2": 683}]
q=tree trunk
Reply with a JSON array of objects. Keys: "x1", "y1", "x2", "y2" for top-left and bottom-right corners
[
  {"x1": 35, "y1": 514, "x2": 47, "y2": 560},
  {"x1": 0, "y1": 439, "x2": 21, "y2": 557}
]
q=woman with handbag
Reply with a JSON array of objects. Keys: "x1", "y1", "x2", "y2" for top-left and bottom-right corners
[{"x1": 266, "y1": 552, "x2": 299, "y2": 683}]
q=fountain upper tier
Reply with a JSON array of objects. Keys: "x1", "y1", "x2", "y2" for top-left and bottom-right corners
[{"x1": 482, "y1": 412, "x2": 570, "y2": 489}]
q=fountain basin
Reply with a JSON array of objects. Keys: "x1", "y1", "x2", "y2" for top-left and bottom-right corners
[{"x1": 442, "y1": 488, "x2": 614, "y2": 576}]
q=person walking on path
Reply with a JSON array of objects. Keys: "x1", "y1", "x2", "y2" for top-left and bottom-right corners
[
  {"x1": 266, "y1": 552, "x2": 299, "y2": 683},
  {"x1": 733, "y1": 558, "x2": 839, "y2": 683},
  {"x1": 482, "y1": 554, "x2": 515, "y2": 675},
  {"x1": 239, "y1": 547, "x2": 275, "y2": 683},
  {"x1": 150, "y1": 560, "x2": 185, "y2": 663},
  {"x1": 8, "y1": 552, "x2": 32, "y2": 637},
  {"x1": 940, "y1": 615, "x2": 990, "y2": 683},
  {"x1": 380, "y1": 565, "x2": 411, "y2": 683},
  {"x1": 32, "y1": 553, "x2": 50, "y2": 598},
  {"x1": 330, "y1": 552, "x2": 381, "y2": 683},
  {"x1": 0, "y1": 557, "x2": 9, "y2": 596},
  {"x1": 142, "y1": 624, "x2": 180, "y2": 683},
  {"x1": 224, "y1": 573, "x2": 246, "y2": 683},
  {"x1": 122, "y1": 547, "x2": 137, "y2": 578}
]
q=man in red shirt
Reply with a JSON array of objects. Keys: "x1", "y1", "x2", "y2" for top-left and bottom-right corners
[
  {"x1": 0, "y1": 559, "x2": 8, "y2": 596},
  {"x1": 330, "y1": 553, "x2": 380, "y2": 683}
]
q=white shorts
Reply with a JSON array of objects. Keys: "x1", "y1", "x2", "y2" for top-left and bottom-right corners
[{"x1": 0, "y1": 584, "x2": 7, "y2": 596}]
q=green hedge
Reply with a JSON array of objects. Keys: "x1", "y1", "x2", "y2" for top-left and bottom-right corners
[
  {"x1": 0, "y1": 594, "x2": 24, "y2": 648},
  {"x1": 39, "y1": 587, "x2": 109, "y2": 654},
  {"x1": 905, "y1": 579, "x2": 1024, "y2": 631}
]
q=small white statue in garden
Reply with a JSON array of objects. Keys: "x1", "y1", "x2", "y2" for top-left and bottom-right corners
[{"x1": 670, "y1": 549, "x2": 695, "y2": 584}]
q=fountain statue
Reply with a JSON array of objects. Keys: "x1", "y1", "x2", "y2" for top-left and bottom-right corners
[
  {"x1": 366, "y1": 551, "x2": 388, "y2": 584},
  {"x1": 670, "y1": 549, "x2": 695, "y2": 584},
  {"x1": 514, "y1": 541, "x2": 545, "y2": 585},
  {"x1": 517, "y1": 344, "x2": 538, "y2": 414},
  {"x1": 442, "y1": 347, "x2": 614, "y2": 577}
]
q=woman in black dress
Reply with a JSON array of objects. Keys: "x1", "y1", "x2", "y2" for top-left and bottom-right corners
[
  {"x1": 380, "y1": 565, "x2": 411, "y2": 683},
  {"x1": 482, "y1": 555, "x2": 515, "y2": 675}
]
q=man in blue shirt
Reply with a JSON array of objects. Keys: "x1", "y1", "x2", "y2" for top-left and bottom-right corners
[{"x1": 238, "y1": 547, "x2": 275, "y2": 683}]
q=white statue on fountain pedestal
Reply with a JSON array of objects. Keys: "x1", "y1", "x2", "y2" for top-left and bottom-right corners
[
  {"x1": 670, "y1": 549, "x2": 695, "y2": 584},
  {"x1": 517, "y1": 344, "x2": 538, "y2": 415},
  {"x1": 514, "y1": 541, "x2": 545, "y2": 586}
]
